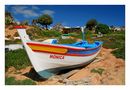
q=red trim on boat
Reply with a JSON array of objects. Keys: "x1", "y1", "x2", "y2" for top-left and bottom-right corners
[
  {"x1": 27, "y1": 42, "x2": 86, "y2": 50},
  {"x1": 27, "y1": 42, "x2": 101, "y2": 51},
  {"x1": 14, "y1": 26, "x2": 26, "y2": 29},
  {"x1": 32, "y1": 49, "x2": 99, "y2": 56}
]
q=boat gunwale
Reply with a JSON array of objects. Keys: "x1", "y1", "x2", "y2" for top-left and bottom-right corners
[
  {"x1": 26, "y1": 42, "x2": 101, "y2": 51},
  {"x1": 30, "y1": 43, "x2": 101, "y2": 57}
]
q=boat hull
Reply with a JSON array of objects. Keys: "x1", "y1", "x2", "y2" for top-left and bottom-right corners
[{"x1": 29, "y1": 49, "x2": 101, "y2": 78}]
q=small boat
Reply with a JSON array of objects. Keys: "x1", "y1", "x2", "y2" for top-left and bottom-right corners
[{"x1": 15, "y1": 26, "x2": 103, "y2": 78}]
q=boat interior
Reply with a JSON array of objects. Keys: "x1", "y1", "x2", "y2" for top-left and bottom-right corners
[{"x1": 42, "y1": 39, "x2": 102, "y2": 49}]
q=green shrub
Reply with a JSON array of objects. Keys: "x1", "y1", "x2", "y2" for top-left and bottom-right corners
[
  {"x1": 86, "y1": 30, "x2": 93, "y2": 39},
  {"x1": 91, "y1": 68, "x2": 105, "y2": 75},
  {"x1": 5, "y1": 16, "x2": 13, "y2": 25},
  {"x1": 94, "y1": 31, "x2": 125, "y2": 59},
  {"x1": 5, "y1": 77, "x2": 36, "y2": 85},
  {"x1": 73, "y1": 32, "x2": 83, "y2": 39},
  {"x1": 41, "y1": 30, "x2": 61, "y2": 37},
  {"x1": 27, "y1": 27, "x2": 43, "y2": 39},
  {"x1": 69, "y1": 33, "x2": 78, "y2": 37},
  {"x1": 5, "y1": 39, "x2": 22, "y2": 45},
  {"x1": 95, "y1": 24, "x2": 110, "y2": 34},
  {"x1": 5, "y1": 49, "x2": 31, "y2": 70},
  {"x1": 27, "y1": 27, "x2": 61, "y2": 40},
  {"x1": 112, "y1": 47, "x2": 125, "y2": 59},
  {"x1": 58, "y1": 38, "x2": 76, "y2": 44}
]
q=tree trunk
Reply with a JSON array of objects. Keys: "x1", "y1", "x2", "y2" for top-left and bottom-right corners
[{"x1": 45, "y1": 25, "x2": 48, "y2": 30}]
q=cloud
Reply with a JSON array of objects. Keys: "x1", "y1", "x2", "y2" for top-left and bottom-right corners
[
  {"x1": 10, "y1": 6, "x2": 55, "y2": 19},
  {"x1": 11, "y1": 6, "x2": 39, "y2": 18},
  {"x1": 41, "y1": 10, "x2": 55, "y2": 16}
]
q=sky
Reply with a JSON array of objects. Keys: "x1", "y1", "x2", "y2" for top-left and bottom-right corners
[{"x1": 5, "y1": 5, "x2": 125, "y2": 27}]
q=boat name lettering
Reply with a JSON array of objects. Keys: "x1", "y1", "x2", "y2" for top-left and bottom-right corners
[{"x1": 50, "y1": 55, "x2": 64, "y2": 59}]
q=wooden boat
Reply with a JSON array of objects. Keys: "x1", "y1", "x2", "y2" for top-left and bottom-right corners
[{"x1": 15, "y1": 26, "x2": 103, "y2": 78}]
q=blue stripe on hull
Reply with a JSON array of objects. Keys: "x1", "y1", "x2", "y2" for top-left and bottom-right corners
[{"x1": 67, "y1": 46, "x2": 100, "y2": 55}]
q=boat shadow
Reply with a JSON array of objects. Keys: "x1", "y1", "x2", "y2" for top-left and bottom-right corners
[
  {"x1": 23, "y1": 68, "x2": 47, "y2": 81},
  {"x1": 23, "y1": 58, "x2": 95, "y2": 81},
  {"x1": 23, "y1": 67, "x2": 82, "y2": 81}
]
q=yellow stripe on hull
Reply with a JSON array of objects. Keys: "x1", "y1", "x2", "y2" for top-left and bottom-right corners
[{"x1": 28, "y1": 45, "x2": 68, "y2": 54}]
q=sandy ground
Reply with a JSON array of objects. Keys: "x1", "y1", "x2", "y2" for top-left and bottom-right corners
[
  {"x1": 5, "y1": 48, "x2": 125, "y2": 85},
  {"x1": 5, "y1": 25, "x2": 33, "y2": 37}
]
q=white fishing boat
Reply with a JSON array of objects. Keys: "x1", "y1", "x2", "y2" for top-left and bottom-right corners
[{"x1": 15, "y1": 26, "x2": 103, "y2": 78}]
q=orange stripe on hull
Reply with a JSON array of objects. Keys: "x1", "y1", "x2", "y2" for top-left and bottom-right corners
[
  {"x1": 27, "y1": 42, "x2": 86, "y2": 50},
  {"x1": 27, "y1": 44, "x2": 68, "y2": 54}
]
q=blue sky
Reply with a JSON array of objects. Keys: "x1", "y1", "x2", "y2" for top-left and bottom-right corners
[{"x1": 5, "y1": 5, "x2": 125, "y2": 27}]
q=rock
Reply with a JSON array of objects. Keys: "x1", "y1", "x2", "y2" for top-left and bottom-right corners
[
  {"x1": 20, "y1": 66, "x2": 32, "y2": 74},
  {"x1": 38, "y1": 76, "x2": 60, "y2": 85},
  {"x1": 64, "y1": 77, "x2": 90, "y2": 85},
  {"x1": 7, "y1": 66, "x2": 16, "y2": 73}
]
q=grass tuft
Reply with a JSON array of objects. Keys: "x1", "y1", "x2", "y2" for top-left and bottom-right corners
[
  {"x1": 5, "y1": 49, "x2": 31, "y2": 70},
  {"x1": 5, "y1": 77, "x2": 36, "y2": 85},
  {"x1": 91, "y1": 68, "x2": 105, "y2": 75}
]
